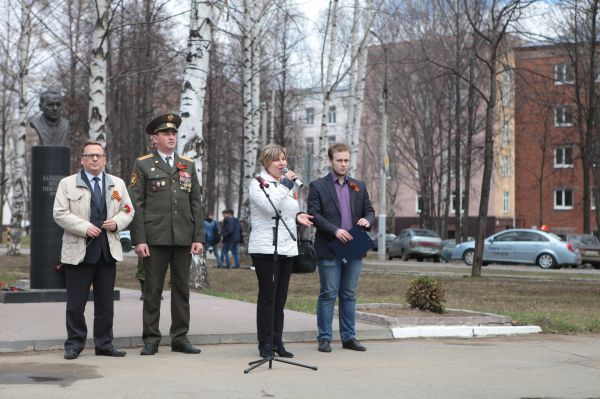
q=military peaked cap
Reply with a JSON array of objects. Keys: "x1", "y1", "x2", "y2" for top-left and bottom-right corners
[{"x1": 145, "y1": 113, "x2": 182, "y2": 134}]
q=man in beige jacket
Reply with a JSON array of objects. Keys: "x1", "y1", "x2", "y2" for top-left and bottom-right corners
[{"x1": 53, "y1": 141, "x2": 134, "y2": 360}]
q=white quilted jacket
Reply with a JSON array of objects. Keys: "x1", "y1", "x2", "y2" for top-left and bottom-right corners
[{"x1": 248, "y1": 169, "x2": 299, "y2": 256}]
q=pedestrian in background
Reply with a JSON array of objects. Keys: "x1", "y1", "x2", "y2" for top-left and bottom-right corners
[
  {"x1": 203, "y1": 211, "x2": 222, "y2": 268},
  {"x1": 220, "y1": 209, "x2": 242, "y2": 269}
]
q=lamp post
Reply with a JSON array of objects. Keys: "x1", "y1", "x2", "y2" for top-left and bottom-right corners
[{"x1": 370, "y1": 30, "x2": 388, "y2": 261}]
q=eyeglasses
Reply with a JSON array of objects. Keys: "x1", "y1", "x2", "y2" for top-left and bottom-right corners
[{"x1": 81, "y1": 154, "x2": 106, "y2": 159}]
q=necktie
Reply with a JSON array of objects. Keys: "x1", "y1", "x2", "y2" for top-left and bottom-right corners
[
  {"x1": 166, "y1": 156, "x2": 172, "y2": 168},
  {"x1": 92, "y1": 176, "x2": 102, "y2": 204}
]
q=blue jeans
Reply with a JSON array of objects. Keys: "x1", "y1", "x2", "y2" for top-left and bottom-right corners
[
  {"x1": 220, "y1": 242, "x2": 240, "y2": 268},
  {"x1": 316, "y1": 258, "x2": 363, "y2": 342},
  {"x1": 204, "y1": 242, "x2": 221, "y2": 267}
]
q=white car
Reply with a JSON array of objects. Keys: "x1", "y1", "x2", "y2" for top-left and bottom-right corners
[{"x1": 451, "y1": 229, "x2": 581, "y2": 269}]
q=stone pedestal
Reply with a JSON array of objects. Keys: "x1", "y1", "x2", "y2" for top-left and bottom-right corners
[{"x1": 30, "y1": 146, "x2": 70, "y2": 290}]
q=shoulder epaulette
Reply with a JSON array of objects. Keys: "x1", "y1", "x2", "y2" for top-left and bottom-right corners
[
  {"x1": 179, "y1": 155, "x2": 193, "y2": 162},
  {"x1": 137, "y1": 154, "x2": 153, "y2": 161}
]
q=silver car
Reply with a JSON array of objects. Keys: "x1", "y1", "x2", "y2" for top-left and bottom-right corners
[
  {"x1": 451, "y1": 229, "x2": 581, "y2": 269},
  {"x1": 387, "y1": 228, "x2": 443, "y2": 262}
]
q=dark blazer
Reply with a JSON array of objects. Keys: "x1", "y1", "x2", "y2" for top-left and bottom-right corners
[
  {"x1": 307, "y1": 173, "x2": 375, "y2": 259},
  {"x1": 80, "y1": 171, "x2": 113, "y2": 264}
]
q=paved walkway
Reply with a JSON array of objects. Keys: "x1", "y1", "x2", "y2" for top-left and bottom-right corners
[
  {"x1": 0, "y1": 288, "x2": 391, "y2": 352},
  {"x1": 1, "y1": 335, "x2": 599, "y2": 398}
]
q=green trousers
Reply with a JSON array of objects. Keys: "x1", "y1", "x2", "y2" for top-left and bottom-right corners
[{"x1": 142, "y1": 245, "x2": 192, "y2": 346}]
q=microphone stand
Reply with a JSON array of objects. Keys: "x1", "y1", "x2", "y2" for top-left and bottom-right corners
[{"x1": 244, "y1": 181, "x2": 317, "y2": 374}]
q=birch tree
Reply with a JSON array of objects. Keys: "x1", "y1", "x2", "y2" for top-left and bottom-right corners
[
  {"x1": 88, "y1": 0, "x2": 109, "y2": 146},
  {"x1": 348, "y1": 0, "x2": 372, "y2": 176},
  {"x1": 178, "y1": 0, "x2": 222, "y2": 289},
  {"x1": 238, "y1": 0, "x2": 273, "y2": 222},
  {"x1": 317, "y1": 0, "x2": 381, "y2": 176},
  {"x1": 8, "y1": 0, "x2": 34, "y2": 255}
]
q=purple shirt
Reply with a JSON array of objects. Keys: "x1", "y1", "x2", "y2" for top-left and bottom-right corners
[{"x1": 330, "y1": 172, "x2": 352, "y2": 231}]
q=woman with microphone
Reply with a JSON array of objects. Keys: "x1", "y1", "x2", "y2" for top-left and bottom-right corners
[{"x1": 248, "y1": 144, "x2": 313, "y2": 358}]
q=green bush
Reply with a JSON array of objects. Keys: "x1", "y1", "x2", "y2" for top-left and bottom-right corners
[{"x1": 405, "y1": 276, "x2": 446, "y2": 313}]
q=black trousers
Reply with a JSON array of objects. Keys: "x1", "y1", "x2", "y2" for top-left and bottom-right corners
[
  {"x1": 142, "y1": 245, "x2": 192, "y2": 346},
  {"x1": 251, "y1": 255, "x2": 293, "y2": 344},
  {"x1": 64, "y1": 261, "x2": 116, "y2": 352}
]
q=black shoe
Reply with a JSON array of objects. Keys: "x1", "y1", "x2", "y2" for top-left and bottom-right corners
[
  {"x1": 64, "y1": 349, "x2": 79, "y2": 360},
  {"x1": 258, "y1": 342, "x2": 272, "y2": 358},
  {"x1": 140, "y1": 343, "x2": 159, "y2": 355},
  {"x1": 318, "y1": 339, "x2": 332, "y2": 353},
  {"x1": 273, "y1": 342, "x2": 294, "y2": 358},
  {"x1": 95, "y1": 347, "x2": 126, "y2": 357},
  {"x1": 342, "y1": 338, "x2": 367, "y2": 351},
  {"x1": 171, "y1": 342, "x2": 201, "y2": 354}
]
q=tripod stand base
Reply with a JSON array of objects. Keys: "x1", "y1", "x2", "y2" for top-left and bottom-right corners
[{"x1": 244, "y1": 355, "x2": 318, "y2": 374}]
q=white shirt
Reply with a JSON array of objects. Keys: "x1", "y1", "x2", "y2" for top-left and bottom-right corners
[{"x1": 157, "y1": 150, "x2": 174, "y2": 167}]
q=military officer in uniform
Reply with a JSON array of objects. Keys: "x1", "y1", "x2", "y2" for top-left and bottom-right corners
[{"x1": 128, "y1": 113, "x2": 204, "y2": 356}]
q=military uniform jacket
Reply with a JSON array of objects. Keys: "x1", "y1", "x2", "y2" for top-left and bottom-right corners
[{"x1": 128, "y1": 152, "x2": 204, "y2": 246}]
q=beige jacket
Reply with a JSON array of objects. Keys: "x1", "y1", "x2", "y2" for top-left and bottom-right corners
[{"x1": 53, "y1": 172, "x2": 134, "y2": 265}]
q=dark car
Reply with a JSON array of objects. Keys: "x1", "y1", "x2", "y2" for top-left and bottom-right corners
[
  {"x1": 387, "y1": 228, "x2": 443, "y2": 262},
  {"x1": 367, "y1": 232, "x2": 397, "y2": 252},
  {"x1": 564, "y1": 234, "x2": 600, "y2": 268}
]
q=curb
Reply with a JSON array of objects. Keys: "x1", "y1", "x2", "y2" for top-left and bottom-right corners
[{"x1": 391, "y1": 325, "x2": 542, "y2": 339}]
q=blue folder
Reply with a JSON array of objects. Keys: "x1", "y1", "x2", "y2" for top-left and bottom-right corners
[{"x1": 328, "y1": 226, "x2": 374, "y2": 261}]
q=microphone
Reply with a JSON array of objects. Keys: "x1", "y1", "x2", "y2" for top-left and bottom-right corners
[
  {"x1": 255, "y1": 175, "x2": 270, "y2": 188},
  {"x1": 282, "y1": 168, "x2": 304, "y2": 188}
]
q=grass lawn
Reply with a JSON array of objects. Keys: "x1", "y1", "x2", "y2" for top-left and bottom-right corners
[{"x1": 2, "y1": 254, "x2": 599, "y2": 334}]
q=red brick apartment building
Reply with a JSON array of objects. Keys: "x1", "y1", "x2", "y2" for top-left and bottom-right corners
[{"x1": 514, "y1": 43, "x2": 597, "y2": 235}]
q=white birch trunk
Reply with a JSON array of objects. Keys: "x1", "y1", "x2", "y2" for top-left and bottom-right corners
[
  {"x1": 349, "y1": 0, "x2": 371, "y2": 176},
  {"x1": 9, "y1": 0, "x2": 33, "y2": 255},
  {"x1": 88, "y1": 0, "x2": 109, "y2": 146},
  {"x1": 178, "y1": 0, "x2": 220, "y2": 183},
  {"x1": 344, "y1": 0, "x2": 360, "y2": 145},
  {"x1": 240, "y1": 0, "x2": 260, "y2": 223},
  {"x1": 318, "y1": 0, "x2": 340, "y2": 177},
  {"x1": 179, "y1": 0, "x2": 220, "y2": 290}
]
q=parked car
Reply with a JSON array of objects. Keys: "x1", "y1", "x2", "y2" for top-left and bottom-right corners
[
  {"x1": 440, "y1": 237, "x2": 475, "y2": 262},
  {"x1": 119, "y1": 230, "x2": 132, "y2": 253},
  {"x1": 451, "y1": 229, "x2": 581, "y2": 269},
  {"x1": 366, "y1": 232, "x2": 397, "y2": 252},
  {"x1": 387, "y1": 228, "x2": 443, "y2": 261},
  {"x1": 564, "y1": 234, "x2": 600, "y2": 269}
]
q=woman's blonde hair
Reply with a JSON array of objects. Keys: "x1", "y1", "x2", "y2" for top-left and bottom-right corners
[{"x1": 260, "y1": 143, "x2": 286, "y2": 168}]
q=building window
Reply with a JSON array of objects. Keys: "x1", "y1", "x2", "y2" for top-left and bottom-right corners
[
  {"x1": 416, "y1": 194, "x2": 423, "y2": 214},
  {"x1": 555, "y1": 63, "x2": 574, "y2": 84},
  {"x1": 328, "y1": 135, "x2": 336, "y2": 148},
  {"x1": 450, "y1": 191, "x2": 465, "y2": 214},
  {"x1": 554, "y1": 188, "x2": 573, "y2": 210},
  {"x1": 305, "y1": 107, "x2": 315, "y2": 125},
  {"x1": 554, "y1": 146, "x2": 574, "y2": 168},
  {"x1": 305, "y1": 137, "x2": 314, "y2": 154},
  {"x1": 502, "y1": 121, "x2": 510, "y2": 145},
  {"x1": 501, "y1": 155, "x2": 510, "y2": 176},
  {"x1": 503, "y1": 191, "x2": 510, "y2": 213},
  {"x1": 328, "y1": 105, "x2": 336, "y2": 124},
  {"x1": 554, "y1": 105, "x2": 573, "y2": 127}
]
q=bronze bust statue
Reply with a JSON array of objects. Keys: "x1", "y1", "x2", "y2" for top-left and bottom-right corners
[{"x1": 30, "y1": 91, "x2": 69, "y2": 146}]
